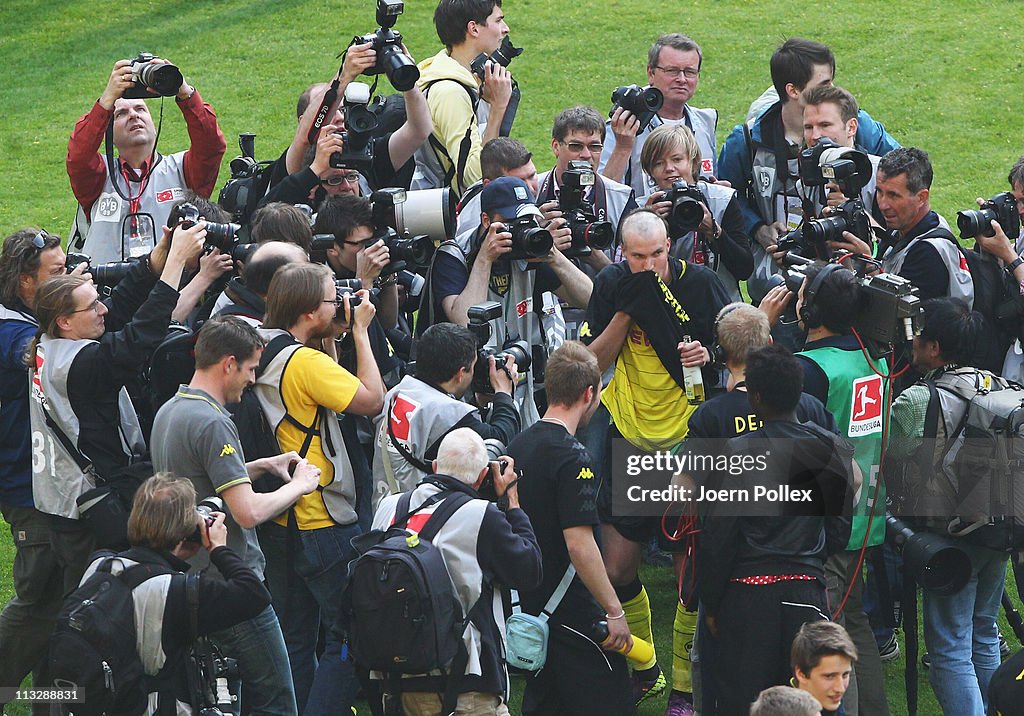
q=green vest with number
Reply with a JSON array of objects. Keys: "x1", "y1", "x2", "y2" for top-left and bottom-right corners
[{"x1": 797, "y1": 345, "x2": 887, "y2": 549}]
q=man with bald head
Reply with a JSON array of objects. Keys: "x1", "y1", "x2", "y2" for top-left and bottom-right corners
[
  {"x1": 212, "y1": 241, "x2": 309, "y2": 325},
  {"x1": 579, "y1": 208, "x2": 730, "y2": 704}
]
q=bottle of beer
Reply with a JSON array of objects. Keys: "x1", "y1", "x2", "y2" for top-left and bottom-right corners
[
  {"x1": 681, "y1": 334, "x2": 705, "y2": 404},
  {"x1": 591, "y1": 619, "x2": 655, "y2": 664}
]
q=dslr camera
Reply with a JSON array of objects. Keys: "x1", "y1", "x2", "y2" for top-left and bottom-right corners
[
  {"x1": 662, "y1": 181, "x2": 709, "y2": 236},
  {"x1": 330, "y1": 82, "x2": 376, "y2": 175},
  {"x1": 369, "y1": 188, "x2": 437, "y2": 272},
  {"x1": 470, "y1": 36, "x2": 524, "y2": 80},
  {"x1": 502, "y1": 211, "x2": 552, "y2": 261},
  {"x1": 350, "y1": 0, "x2": 419, "y2": 92},
  {"x1": 466, "y1": 301, "x2": 532, "y2": 394},
  {"x1": 559, "y1": 160, "x2": 614, "y2": 258},
  {"x1": 957, "y1": 191, "x2": 1021, "y2": 240},
  {"x1": 332, "y1": 278, "x2": 364, "y2": 322},
  {"x1": 780, "y1": 140, "x2": 875, "y2": 259},
  {"x1": 65, "y1": 253, "x2": 134, "y2": 286},
  {"x1": 218, "y1": 133, "x2": 273, "y2": 225},
  {"x1": 167, "y1": 202, "x2": 253, "y2": 263},
  {"x1": 123, "y1": 52, "x2": 183, "y2": 99},
  {"x1": 610, "y1": 85, "x2": 664, "y2": 133}
]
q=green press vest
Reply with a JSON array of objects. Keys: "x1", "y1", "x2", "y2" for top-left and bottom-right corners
[{"x1": 797, "y1": 345, "x2": 887, "y2": 549}]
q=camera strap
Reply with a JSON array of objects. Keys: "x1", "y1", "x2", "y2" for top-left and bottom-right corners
[
  {"x1": 307, "y1": 51, "x2": 348, "y2": 146},
  {"x1": 385, "y1": 396, "x2": 433, "y2": 474}
]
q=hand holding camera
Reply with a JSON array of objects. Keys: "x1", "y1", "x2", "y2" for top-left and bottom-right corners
[
  {"x1": 609, "y1": 106, "x2": 642, "y2": 146},
  {"x1": 827, "y1": 229, "x2": 873, "y2": 259},
  {"x1": 481, "y1": 221, "x2": 513, "y2": 263},
  {"x1": 349, "y1": 289, "x2": 377, "y2": 331},
  {"x1": 311, "y1": 125, "x2": 345, "y2": 177},
  {"x1": 481, "y1": 61, "x2": 513, "y2": 109},
  {"x1": 491, "y1": 456, "x2": 520, "y2": 506},
  {"x1": 545, "y1": 217, "x2": 572, "y2": 255},
  {"x1": 342, "y1": 41, "x2": 378, "y2": 84},
  {"x1": 201, "y1": 511, "x2": 228, "y2": 552},
  {"x1": 100, "y1": 60, "x2": 136, "y2": 110},
  {"x1": 644, "y1": 191, "x2": 673, "y2": 220},
  {"x1": 489, "y1": 353, "x2": 518, "y2": 395},
  {"x1": 355, "y1": 239, "x2": 391, "y2": 285},
  {"x1": 168, "y1": 219, "x2": 207, "y2": 266},
  {"x1": 973, "y1": 217, "x2": 1017, "y2": 265},
  {"x1": 758, "y1": 284, "x2": 794, "y2": 328}
]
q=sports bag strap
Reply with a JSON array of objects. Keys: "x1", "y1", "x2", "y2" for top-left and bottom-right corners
[
  {"x1": 391, "y1": 489, "x2": 450, "y2": 529},
  {"x1": 40, "y1": 399, "x2": 93, "y2": 474},
  {"x1": 417, "y1": 492, "x2": 474, "y2": 542},
  {"x1": 539, "y1": 564, "x2": 577, "y2": 622},
  {"x1": 422, "y1": 79, "x2": 479, "y2": 195},
  {"x1": 261, "y1": 333, "x2": 320, "y2": 459}
]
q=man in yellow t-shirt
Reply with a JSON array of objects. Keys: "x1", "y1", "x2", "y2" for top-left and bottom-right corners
[
  {"x1": 580, "y1": 209, "x2": 730, "y2": 704},
  {"x1": 256, "y1": 262, "x2": 385, "y2": 715}
]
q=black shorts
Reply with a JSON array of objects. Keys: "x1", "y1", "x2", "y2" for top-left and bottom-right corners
[{"x1": 596, "y1": 421, "x2": 659, "y2": 544}]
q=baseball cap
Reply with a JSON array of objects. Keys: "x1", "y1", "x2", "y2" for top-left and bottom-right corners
[{"x1": 481, "y1": 176, "x2": 541, "y2": 220}]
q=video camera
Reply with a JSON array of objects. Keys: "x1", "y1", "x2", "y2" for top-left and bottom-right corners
[
  {"x1": 778, "y1": 255, "x2": 922, "y2": 358},
  {"x1": 559, "y1": 160, "x2": 614, "y2": 258},
  {"x1": 470, "y1": 36, "x2": 524, "y2": 80},
  {"x1": 350, "y1": 0, "x2": 419, "y2": 92},
  {"x1": 167, "y1": 202, "x2": 253, "y2": 263},
  {"x1": 123, "y1": 52, "x2": 182, "y2": 100},
  {"x1": 467, "y1": 301, "x2": 532, "y2": 394},
  {"x1": 65, "y1": 253, "x2": 134, "y2": 286},
  {"x1": 663, "y1": 181, "x2": 708, "y2": 236},
  {"x1": 957, "y1": 191, "x2": 1021, "y2": 241},
  {"x1": 778, "y1": 140, "x2": 875, "y2": 259},
  {"x1": 609, "y1": 85, "x2": 664, "y2": 133}
]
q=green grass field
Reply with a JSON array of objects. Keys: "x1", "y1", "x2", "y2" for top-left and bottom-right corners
[{"x1": 3, "y1": 0, "x2": 1024, "y2": 714}]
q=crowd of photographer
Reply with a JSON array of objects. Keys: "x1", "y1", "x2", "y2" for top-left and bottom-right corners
[{"x1": 6, "y1": 1, "x2": 1024, "y2": 715}]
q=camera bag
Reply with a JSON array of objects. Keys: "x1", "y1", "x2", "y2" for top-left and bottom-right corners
[
  {"x1": 917, "y1": 369, "x2": 1024, "y2": 550},
  {"x1": 49, "y1": 554, "x2": 176, "y2": 716}
]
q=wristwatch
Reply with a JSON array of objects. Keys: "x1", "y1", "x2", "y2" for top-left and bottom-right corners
[{"x1": 1006, "y1": 254, "x2": 1024, "y2": 274}]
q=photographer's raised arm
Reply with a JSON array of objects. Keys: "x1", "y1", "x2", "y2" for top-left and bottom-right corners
[
  {"x1": 174, "y1": 66, "x2": 228, "y2": 199},
  {"x1": 600, "y1": 107, "x2": 640, "y2": 184},
  {"x1": 546, "y1": 249, "x2": 593, "y2": 309}
]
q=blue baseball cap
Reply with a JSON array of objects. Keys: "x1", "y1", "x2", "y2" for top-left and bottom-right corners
[{"x1": 480, "y1": 176, "x2": 541, "y2": 219}]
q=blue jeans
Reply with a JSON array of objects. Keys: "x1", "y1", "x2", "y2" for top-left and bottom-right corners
[
  {"x1": 260, "y1": 520, "x2": 362, "y2": 716},
  {"x1": 211, "y1": 603, "x2": 297, "y2": 716},
  {"x1": 921, "y1": 541, "x2": 1006, "y2": 715}
]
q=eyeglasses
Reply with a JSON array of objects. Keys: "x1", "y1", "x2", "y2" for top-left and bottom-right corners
[
  {"x1": 322, "y1": 172, "x2": 361, "y2": 186},
  {"x1": 561, "y1": 141, "x2": 604, "y2": 154},
  {"x1": 655, "y1": 66, "x2": 700, "y2": 79},
  {"x1": 69, "y1": 298, "x2": 102, "y2": 314}
]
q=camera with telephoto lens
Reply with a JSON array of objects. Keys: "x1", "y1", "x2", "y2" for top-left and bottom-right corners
[
  {"x1": 467, "y1": 301, "x2": 532, "y2": 394},
  {"x1": 329, "y1": 82, "x2": 376, "y2": 174},
  {"x1": 167, "y1": 202, "x2": 250, "y2": 262},
  {"x1": 64, "y1": 252, "x2": 135, "y2": 286},
  {"x1": 187, "y1": 496, "x2": 224, "y2": 544},
  {"x1": 470, "y1": 35, "x2": 524, "y2": 80},
  {"x1": 662, "y1": 181, "x2": 709, "y2": 237},
  {"x1": 791, "y1": 139, "x2": 875, "y2": 254},
  {"x1": 609, "y1": 84, "x2": 664, "y2": 133},
  {"x1": 190, "y1": 637, "x2": 241, "y2": 716},
  {"x1": 957, "y1": 191, "x2": 1021, "y2": 241},
  {"x1": 333, "y1": 278, "x2": 364, "y2": 323},
  {"x1": 559, "y1": 160, "x2": 615, "y2": 258},
  {"x1": 369, "y1": 188, "x2": 437, "y2": 273},
  {"x1": 349, "y1": 0, "x2": 419, "y2": 92},
  {"x1": 123, "y1": 52, "x2": 183, "y2": 99}
]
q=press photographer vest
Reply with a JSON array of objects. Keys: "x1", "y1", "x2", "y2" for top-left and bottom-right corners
[
  {"x1": 254, "y1": 329, "x2": 359, "y2": 527},
  {"x1": 28, "y1": 337, "x2": 145, "y2": 519},
  {"x1": 882, "y1": 224, "x2": 974, "y2": 308},
  {"x1": 372, "y1": 375, "x2": 477, "y2": 505},
  {"x1": 75, "y1": 152, "x2": 188, "y2": 266},
  {"x1": 663, "y1": 181, "x2": 742, "y2": 303},
  {"x1": 740, "y1": 108, "x2": 801, "y2": 303},
  {"x1": 535, "y1": 170, "x2": 634, "y2": 243},
  {"x1": 796, "y1": 344, "x2": 887, "y2": 549},
  {"x1": 602, "y1": 105, "x2": 719, "y2": 197}
]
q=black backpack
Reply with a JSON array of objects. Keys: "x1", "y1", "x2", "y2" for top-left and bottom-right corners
[
  {"x1": 340, "y1": 488, "x2": 472, "y2": 676},
  {"x1": 49, "y1": 555, "x2": 176, "y2": 716}
]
